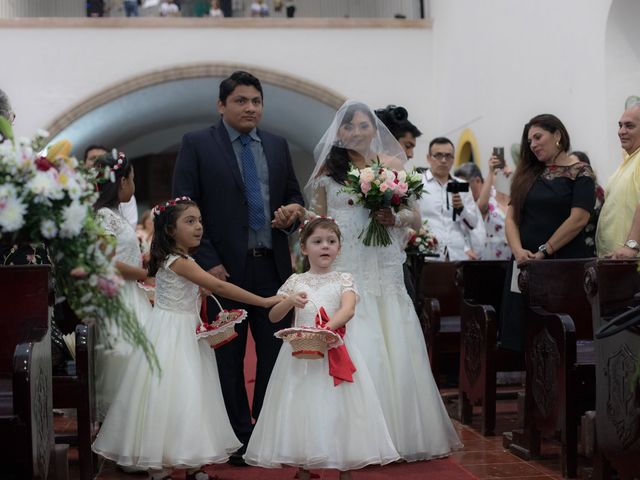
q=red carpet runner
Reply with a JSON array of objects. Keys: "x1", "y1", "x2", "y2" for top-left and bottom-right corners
[{"x1": 204, "y1": 332, "x2": 479, "y2": 479}]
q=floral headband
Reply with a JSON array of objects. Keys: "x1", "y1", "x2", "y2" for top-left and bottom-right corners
[
  {"x1": 152, "y1": 196, "x2": 192, "y2": 217},
  {"x1": 110, "y1": 150, "x2": 126, "y2": 174},
  {"x1": 95, "y1": 150, "x2": 127, "y2": 185},
  {"x1": 298, "y1": 215, "x2": 337, "y2": 233}
]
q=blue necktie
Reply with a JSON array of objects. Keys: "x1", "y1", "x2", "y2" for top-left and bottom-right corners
[{"x1": 239, "y1": 134, "x2": 266, "y2": 231}]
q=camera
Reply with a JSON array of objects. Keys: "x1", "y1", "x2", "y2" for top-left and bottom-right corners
[
  {"x1": 446, "y1": 181, "x2": 469, "y2": 221},
  {"x1": 446, "y1": 181, "x2": 470, "y2": 194}
]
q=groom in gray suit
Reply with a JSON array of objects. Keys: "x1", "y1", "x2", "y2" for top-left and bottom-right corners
[{"x1": 173, "y1": 71, "x2": 304, "y2": 463}]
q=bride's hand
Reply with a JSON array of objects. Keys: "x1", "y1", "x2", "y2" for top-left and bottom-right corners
[{"x1": 375, "y1": 208, "x2": 396, "y2": 226}]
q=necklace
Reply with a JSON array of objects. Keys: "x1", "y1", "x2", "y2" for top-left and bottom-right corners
[{"x1": 546, "y1": 150, "x2": 567, "y2": 168}]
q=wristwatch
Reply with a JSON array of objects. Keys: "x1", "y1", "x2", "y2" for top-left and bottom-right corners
[
  {"x1": 624, "y1": 239, "x2": 640, "y2": 253},
  {"x1": 538, "y1": 243, "x2": 550, "y2": 258}
]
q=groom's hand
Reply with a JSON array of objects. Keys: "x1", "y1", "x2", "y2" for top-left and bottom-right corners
[
  {"x1": 208, "y1": 264, "x2": 230, "y2": 282},
  {"x1": 272, "y1": 204, "x2": 303, "y2": 229}
]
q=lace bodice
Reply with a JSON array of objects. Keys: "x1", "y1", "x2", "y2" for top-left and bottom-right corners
[
  {"x1": 154, "y1": 255, "x2": 201, "y2": 313},
  {"x1": 278, "y1": 271, "x2": 357, "y2": 328},
  {"x1": 96, "y1": 208, "x2": 143, "y2": 268},
  {"x1": 309, "y1": 176, "x2": 408, "y2": 296}
]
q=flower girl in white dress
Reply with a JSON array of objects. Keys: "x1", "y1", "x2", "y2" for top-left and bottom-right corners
[
  {"x1": 92, "y1": 197, "x2": 281, "y2": 480},
  {"x1": 244, "y1": 217, "x2": 399, "y2": 480},
  {"x1": 92, "y1": 151, "x2": 153, "y2": 421}
]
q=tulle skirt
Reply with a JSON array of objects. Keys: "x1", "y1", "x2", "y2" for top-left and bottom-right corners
[
  {"x1": 95, "y1": 281, "x2": 152, "y2": 421},
  {"x1": 92, "y1": 307, "x2": 242, "y2": 470},
  {"x1": 244, "y1": 336, "x2": 400, "y2": 471},
  {"x1": 348, "y1": 290, "x2": 463, "y2": 461}
]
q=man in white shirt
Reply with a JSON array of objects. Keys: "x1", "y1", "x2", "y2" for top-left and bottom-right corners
[{"x1": 419, "y1": 137, "x2": 484, "y2": 261}]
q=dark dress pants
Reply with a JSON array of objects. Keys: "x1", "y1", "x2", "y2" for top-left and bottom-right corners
[{"x1": 211, "y1": 254, "x2": 290, "y2": 446}]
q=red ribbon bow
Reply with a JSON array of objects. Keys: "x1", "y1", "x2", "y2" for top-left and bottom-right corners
[{"x1": 315, "y1": 307, "x2": 357, "y2": 386}]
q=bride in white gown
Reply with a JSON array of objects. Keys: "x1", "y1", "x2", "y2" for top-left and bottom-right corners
[{"x1": 303, "y1": 101, "x2": 462, "y2": 461}]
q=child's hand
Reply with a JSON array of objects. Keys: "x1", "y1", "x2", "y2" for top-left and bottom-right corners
[
  {"x1": 324, "y1": 321, "x2": 337, "y2": 331},
  {"x1": 288, "y1": 292, "x2": 308, "y2": 309}
]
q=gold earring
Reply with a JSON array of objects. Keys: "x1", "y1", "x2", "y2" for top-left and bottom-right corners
[{"x1": 555, "y1": 140, "x2": 561, "y2": 148}]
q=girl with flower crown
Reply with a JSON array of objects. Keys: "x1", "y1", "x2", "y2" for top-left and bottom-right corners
[
  {"x1": 91, "y1": 151, "x2": 154, "y2": 421},
  {"x1": 297, "y1": 101, "x2": 462, "y2": 462},
  {"x1": 93, "y1": 197, "x2": 281, "y2": 480},
  {"x1": 244, "y1": 217, "x2": 399, "y2": 479}
]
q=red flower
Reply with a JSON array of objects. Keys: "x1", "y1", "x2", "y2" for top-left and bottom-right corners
[
  {"x1": 35, "y1": 156, "x2": 54, "y2": 171},
  {"x1": 391, "y1": 195, "x2": 401, "y2": 206}
]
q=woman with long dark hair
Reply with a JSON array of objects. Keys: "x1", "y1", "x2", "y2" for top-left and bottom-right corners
[{"x1": 501, "y1": 114, "x2": 596, "y2": 351}]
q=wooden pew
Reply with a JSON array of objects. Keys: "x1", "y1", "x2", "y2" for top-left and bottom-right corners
[
  {"x1": 458, "y1": 260, "x2": 523, "y2": 435},
  {"x1": 503, "y1": 259, "x2": 594, "y2": 479},
  {"x1": 584, "y1": 259, "x2": 640, "y2": 479},
  {"x1": 52, "y1": 320, "x2": 98, "y2": 480},
  {"x1": 417, "y1": 261, "x2": 462, "y2": 386},
  {"x1": 0, "y1": 265, "x2": 55, "y2": 479}
]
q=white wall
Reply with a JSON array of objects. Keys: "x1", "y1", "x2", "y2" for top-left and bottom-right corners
[
  {"x1": 605, "y1": 0, "x2": 640, "y2": 174},
  {"x1": 5, "y1": 0, "x2": 640, "y2": 184},
  {"x1": 1, "y1": 21, "x2": 435, "y2": 159}
]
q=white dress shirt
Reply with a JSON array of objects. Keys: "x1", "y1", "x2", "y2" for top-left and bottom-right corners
[
  {"x1": 119, "y1": 194, "x2": 138, "y2": 229},
  {"x1": 418, "y1": 169, "x2": 484, "y2": 261}
]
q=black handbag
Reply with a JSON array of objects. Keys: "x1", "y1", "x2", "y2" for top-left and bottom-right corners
[{"x1": 595, "y1": 294, "x2": 640, "y2": 339}]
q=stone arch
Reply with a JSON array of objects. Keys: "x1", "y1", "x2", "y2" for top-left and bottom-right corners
[
  {"x1": 47, "y1": 63, "x2": 347, "y2": 192},
  {"x1": 46, "y1": 63, "x2": 346, "y2": 137}
]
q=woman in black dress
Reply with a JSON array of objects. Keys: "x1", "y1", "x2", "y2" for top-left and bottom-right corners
[{"x1": 500, "y1": 114, "x2": 595, "y2": 351}]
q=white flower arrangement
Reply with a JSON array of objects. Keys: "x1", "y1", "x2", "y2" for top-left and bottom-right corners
[{"x1": 0, "y1": 118, "x2": 157, "y2": 369}]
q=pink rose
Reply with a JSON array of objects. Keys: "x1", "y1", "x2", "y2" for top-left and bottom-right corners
[
  {"x1": 97, "y1": 276, "x2": 119, "y2": 298},
  {"x1": 380, "y1": 183, "x2": 389, "y2": 193},
  {"x1": 361, "y1": 181, "x2": 372, "y2": 194},
  {"x1": 70, "y1": 266, "x2": 88, "y2": 278},
  {"x1": 396, "y1": 182, "x2": 408, "y2": 195},
  {"x1": 385, "y1": 180, "x2": 398, "y2": 191}
]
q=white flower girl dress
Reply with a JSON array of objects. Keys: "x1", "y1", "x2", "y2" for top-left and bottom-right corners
[
  {"x1": 311, "y1": 176, "x2": 463, "y2": 461},
  {"x1": 94, "y1": 207, "x2": 153, "y2": 421},
  {"x1": 244, "y1": 270, "x2": 400, "y2": 471},
  {"x1": 92, "y1": 254, "x2": 241, "y2": 469}
]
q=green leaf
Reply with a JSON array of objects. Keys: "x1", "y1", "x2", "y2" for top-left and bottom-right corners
[{"x1": 0, "y1": 116, "x2": 13, "y2": 141}]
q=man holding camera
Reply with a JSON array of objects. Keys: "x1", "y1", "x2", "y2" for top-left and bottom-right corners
[{"x1": 419, "y1": 137, "x2": 484, "y2": 260}]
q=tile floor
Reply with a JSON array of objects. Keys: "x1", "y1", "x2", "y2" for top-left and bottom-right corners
[{"x1": 55, "y1": 389, "x2": 595, "y2": 479}]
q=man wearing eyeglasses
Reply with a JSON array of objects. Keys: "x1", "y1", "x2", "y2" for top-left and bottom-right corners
[{"x1": 419, "y1": 137, "x2": 484, "y2": 260}]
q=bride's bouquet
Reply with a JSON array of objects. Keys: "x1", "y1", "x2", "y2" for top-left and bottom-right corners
[{"x1": 343, "y1": 159, "x2": 424, "y2": 247}]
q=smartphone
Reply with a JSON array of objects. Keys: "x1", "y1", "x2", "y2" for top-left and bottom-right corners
[{"x1": 492, "y1": 146, "x2": 506, "y2": 169}]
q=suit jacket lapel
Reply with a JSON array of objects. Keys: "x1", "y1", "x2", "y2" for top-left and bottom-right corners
[{"x1": 211, "y1": 120, "x2": 245, "y2": 192}]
